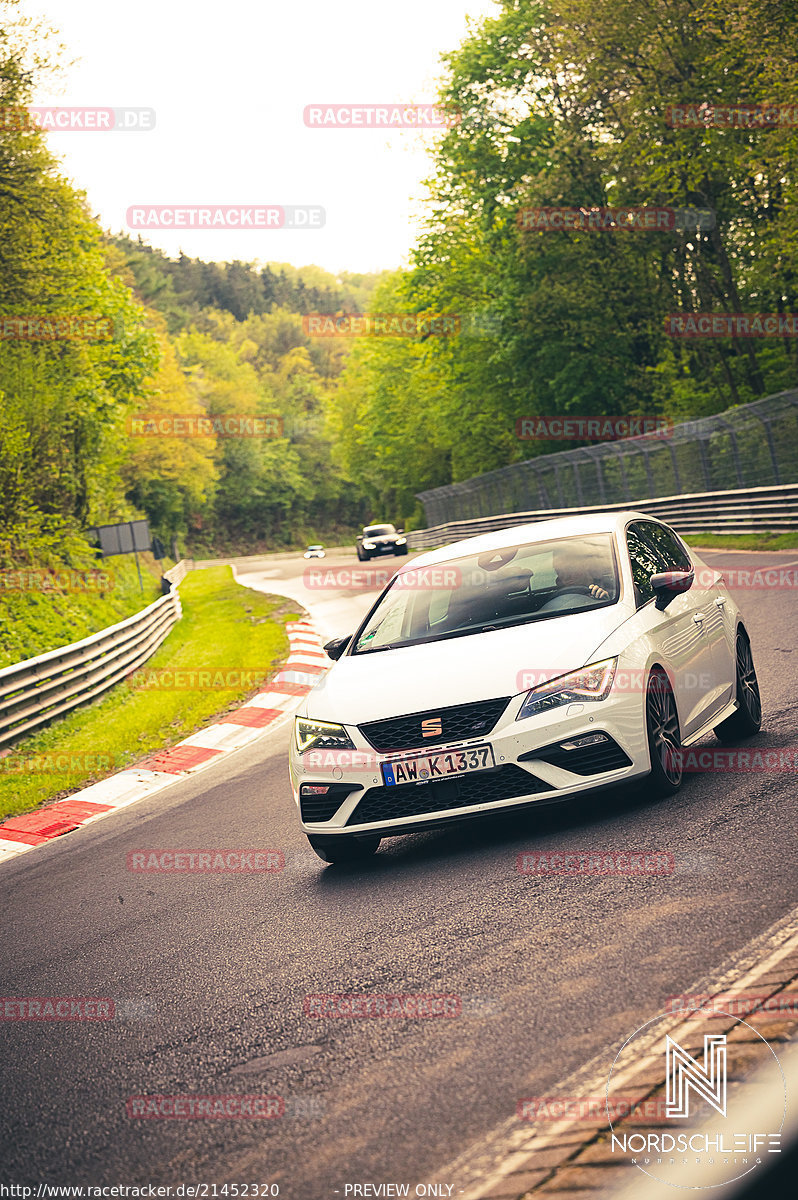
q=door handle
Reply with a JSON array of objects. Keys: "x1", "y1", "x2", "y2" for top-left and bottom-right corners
[{"x1": 693, "y1": 612, "x2": 705, "y2": 624}]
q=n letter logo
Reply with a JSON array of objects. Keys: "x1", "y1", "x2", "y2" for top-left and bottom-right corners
[{"x1": 666, "y1": 1033, "x2": 727, "y2": 1118}]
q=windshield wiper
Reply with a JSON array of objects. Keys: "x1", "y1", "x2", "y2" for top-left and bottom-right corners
[{"x1": 354, "y1": 642, "x2": 405, "y2": 654}]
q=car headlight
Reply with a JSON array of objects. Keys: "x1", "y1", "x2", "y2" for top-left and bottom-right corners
[
  {"x1": 294, "y1": 717, "x2": 355, "y2": 753},
  {"x1": 395, "y1": 537, "x2": 406, "y2": 545},
  {"x1": 362, "y1": 541, "x2": 376, "y2": 549},
  {"x1": 516, "y1": 658, "x2": 617, "y2": 720}
]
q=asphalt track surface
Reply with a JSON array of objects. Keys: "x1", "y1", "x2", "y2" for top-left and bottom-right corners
[{"x1": 2, "y1": 547, "x2": 797, "y2": 1197}]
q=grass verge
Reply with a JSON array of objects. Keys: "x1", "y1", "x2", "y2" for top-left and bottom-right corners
[
  {"x1": 689, "y1": 531, "x2": 798, "y2": 551},
  {"x1": 0, "y1": 566, "x2": 299, "y2": 822},
  {"x1": 0, "y1": 552, "x2": 165, "y2": 670}
]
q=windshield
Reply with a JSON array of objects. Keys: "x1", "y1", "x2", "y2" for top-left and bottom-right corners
[
  {"x1": 364, "y1": 525, "x2": 395, "y2": 536},
  {"x1": 352, "y1": 533, "x2": 619, "y2": 654}
]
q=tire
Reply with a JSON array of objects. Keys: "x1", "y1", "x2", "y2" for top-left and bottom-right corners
[
  {"x1": 356, "y1": 546, "x2": 367, "y2": 561},
  {"x1": 645, "y1": 667, "x2": 683, "y2": 797},
  {"x1": 307, "y1": 835, "x2": 381, "y2": 865},
  {"x1": 714, "y1": 630, "x2": 762, "y2": 742}
]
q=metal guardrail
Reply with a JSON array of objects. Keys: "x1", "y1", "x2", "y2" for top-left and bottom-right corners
[
  {"x1": 0, "y1": 578, "x2": 184, "y2": 752},
  {"x1": 163, "y1": 559, "x2": 190, "y2": 587},
  {"x1": 405, "y1": 483, "x2": 798, "y2": 548}
]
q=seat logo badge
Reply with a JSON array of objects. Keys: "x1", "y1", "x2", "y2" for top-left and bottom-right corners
[{"x1": 421, "y1": 718, "x2": 442, "y2": 737}]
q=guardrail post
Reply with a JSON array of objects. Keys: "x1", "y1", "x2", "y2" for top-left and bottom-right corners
[
  {"x1": 665, "y1": 440, "x2": 682, "y2": 493},
  {"x1": 754, "y1": 412, "x2": 782, "y2": 483}
]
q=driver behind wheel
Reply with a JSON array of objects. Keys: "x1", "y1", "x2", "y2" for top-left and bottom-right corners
[{"x1": 552, "y1": 545, "x2": 610, "y2": 600}]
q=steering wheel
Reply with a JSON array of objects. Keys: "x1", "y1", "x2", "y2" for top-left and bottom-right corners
[{"x1": 538, "y1": 585, "x2": 597, "y2": 613}]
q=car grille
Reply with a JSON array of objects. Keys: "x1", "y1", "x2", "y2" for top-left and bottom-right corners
[
  {"x1": 520, "y1": 735, "x2": 632, "y2": 776},
  {"x1": 300, "y1": 783, "x2": 361, "y2": 823},
  {"x1": 345, "y1": 765, "x2": 552, "y2": 825},
  {"x1": 359, "y1": 697, "x2": 511, "y2": 753}
]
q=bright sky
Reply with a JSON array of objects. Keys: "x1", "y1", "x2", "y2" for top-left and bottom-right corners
[{"x1": 31, "y1": 0, "x2": 500, "y2": 275}]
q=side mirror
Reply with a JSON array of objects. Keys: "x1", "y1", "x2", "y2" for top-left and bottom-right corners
[
  {"x1": 651, "y1": 570, "x2": 694, "y2": 610},
  {"x1": 323, "y1": 635, "x2": 351, "y2": 661},
  {"x1": 396, "y1": 528, "x2": 404, "y2": 534}
]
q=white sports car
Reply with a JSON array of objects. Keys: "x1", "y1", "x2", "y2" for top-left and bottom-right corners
[{"x1": 289, "y1": 512, "x2": 761, "y2": 864}]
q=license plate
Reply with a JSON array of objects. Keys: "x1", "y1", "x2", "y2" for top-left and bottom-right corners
[{"x1": 381, "y1": 743, "x2": 495, "y2": 787}]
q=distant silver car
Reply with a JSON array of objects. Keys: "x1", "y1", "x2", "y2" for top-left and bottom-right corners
[{"x1": 303, "y1": 545, "x2": 326, "y2": 560}]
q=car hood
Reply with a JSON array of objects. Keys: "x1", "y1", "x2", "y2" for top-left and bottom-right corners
[{"x1": 304, "y1": 606, "x2": 623, "y2": 725}]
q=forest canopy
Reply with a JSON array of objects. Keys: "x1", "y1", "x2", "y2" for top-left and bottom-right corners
[{"x1": 2, "y1": 0, "x2": 797, "y2": 567}]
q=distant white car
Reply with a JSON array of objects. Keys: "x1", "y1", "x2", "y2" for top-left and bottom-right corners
[
  {"x1": 290, "y1": 512, "x2": 761, "y2": 864},
  {"x1": 303, "y1": 545, "x2": 326, "y2": 560}
]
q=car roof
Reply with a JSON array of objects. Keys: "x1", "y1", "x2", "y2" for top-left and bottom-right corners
[{"x1": 404, "y1": 510, "x2": 660, "y2": 569}]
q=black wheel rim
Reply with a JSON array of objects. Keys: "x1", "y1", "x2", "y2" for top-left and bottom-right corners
[
  {"x1": 647, "y1": 675, "x2": 682, "y2": 784},
  {"x1": 737, "y1": 637, "x2": 761, "y2": 723}
]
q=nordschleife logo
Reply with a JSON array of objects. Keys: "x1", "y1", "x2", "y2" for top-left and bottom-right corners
[{"x1": 606, "y1": 1008, "x2": 785, "y2": 1189}]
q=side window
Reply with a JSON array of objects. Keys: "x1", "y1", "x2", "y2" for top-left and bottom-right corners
[
  {"x1": 626, "y1": 526, "x2": 663, "y2": 607},
  {"x1": 640, "y1": 522, "x2": 691, "y2": 571}
]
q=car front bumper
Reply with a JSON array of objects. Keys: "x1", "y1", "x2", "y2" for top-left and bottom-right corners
[{"x1": 289, "y1": 689, "x2": 650, "y2": 838}]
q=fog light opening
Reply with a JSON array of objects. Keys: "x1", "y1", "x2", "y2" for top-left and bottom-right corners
[{"x1": 560, "y1": 733, "x2": 610, "y2": 751}]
